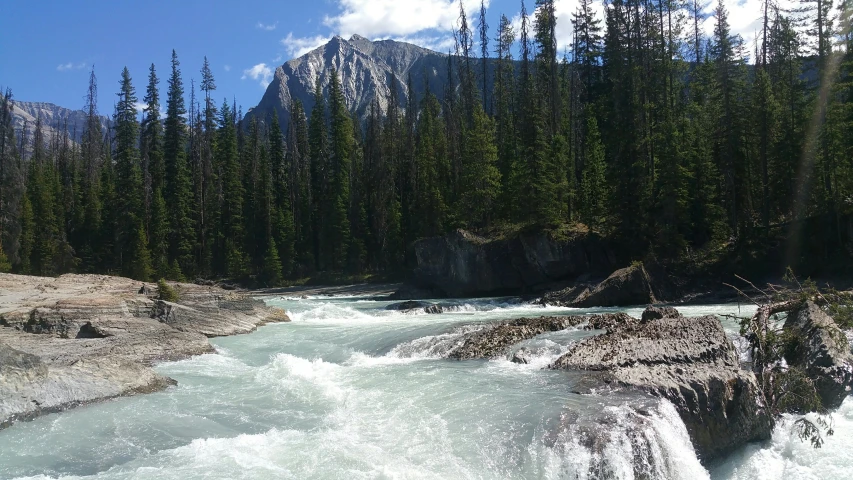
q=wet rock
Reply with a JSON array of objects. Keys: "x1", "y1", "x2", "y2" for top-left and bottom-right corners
[
  {"x1": 0, "y1": 273, "x2": 290, "y2": 429},
  {"x1": 572, "y1": 264, "x2": 657, "y2": 308},
  {"x1": 386, "y1": 301, "x2": 435, "y2": 311},
  {"x1": 551, "y1": 315, "x2": 773, "y2": 461},
  {"x1": 641, "y1": 305, "x2": 682, "y2": 323},
  {"x1": 784, "y1": 301, "x2": 853, "y2": 410},
  {"x1": 450, "y1": 315, "x2": 596, "y2": 360},
  {"x1": 539, "y1": 285, "x2": 590, "y2": 307},
  {"x1": 0, "y1": 341, "x2": 176, "y2": 429},
  {"x1": 586, "y1": 312, "x2": 636, "y2": 333},
  {"x1": 510, "y1": 348, "x2": 533, "y2": 364}
]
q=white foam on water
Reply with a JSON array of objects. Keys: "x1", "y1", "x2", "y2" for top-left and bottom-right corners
[
  {"x1": 4, "y1": 297, "x2": 851, "y2": 480},
  {"x1": 539, "y1": 399, "x2": 710, "y2": 480},
  {"x1": 711, "y1": 397, "x2": 853, "y2": 480},
  {"x1": 385, "y1": 324, "x2": 491, "y2": 359}
]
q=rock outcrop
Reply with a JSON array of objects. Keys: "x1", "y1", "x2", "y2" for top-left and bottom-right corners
[
  {"x1": 0, "y1": 273, "x2": 288, "y2": 428},
  {"x1": 399, "y1": 229, "x2": 619, "y2": 298},
  {"x1": 550, "y1": 310, "x2": 773, "y2": 461},
  {"x1": 570, "y1": 264, "x2": 657, "y2": 308},
  {"x1": 640, "y1": 305, "x2": 682, "y2": 323},
  {"x1": 448, "y1": 314, "x2": 633, "y2": 360},
  {"x1": 784, "y1": 301, "x2": 853, "y2": 409}
]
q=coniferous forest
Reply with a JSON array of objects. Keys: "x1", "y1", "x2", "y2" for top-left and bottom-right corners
[{"x1": 1, "y1": 0, "x2": 852, "y2": 285}]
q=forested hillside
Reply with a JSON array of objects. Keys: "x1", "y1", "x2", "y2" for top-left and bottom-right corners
[{"x1": 1, "y1": 0, "x2": 851, "y2": 285}]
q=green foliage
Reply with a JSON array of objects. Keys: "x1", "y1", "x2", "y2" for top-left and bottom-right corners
[
  {"x1": 156, "y1": 278, "x2": 179, "y2": 302},
  {"x1": 261, "y1": 236, "x2": 282, "y2": 286},
  {"x1": 2, "y1": 0, "x2": 853, "y2": 287},
  {"x1": 126, "y1": 223, "x2": 154, "y2": 281},
  {"x1": 0, "y1": 243, "x2": 11, "y2": 273}
]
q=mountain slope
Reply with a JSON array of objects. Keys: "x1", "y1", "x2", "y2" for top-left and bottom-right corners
[
  {"x1": 8, "y1": 100, "x2": 111, "y2": 155},
  {"x1": 246, "y1": 35, "x2": 454, "y2": 131}
]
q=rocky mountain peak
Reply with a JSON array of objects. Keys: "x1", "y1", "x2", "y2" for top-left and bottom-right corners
[{"x1": 245, "y1": 34, "x2": 451, "y2": 132}]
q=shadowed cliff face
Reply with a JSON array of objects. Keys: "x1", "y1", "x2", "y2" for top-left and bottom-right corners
[
  {"x1": 245, "y1": 35, "x2": 454, "y2": 131},
  {"x1": 407, "y1": 230, "x2": 621, "y2": 298}
]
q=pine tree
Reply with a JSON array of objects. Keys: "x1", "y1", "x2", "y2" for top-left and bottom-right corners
[
  {"x1": 114, "y1": 67, "x2": 150, "y2": 278},
  {"x1": 494, "y1": 15, "x2": 517, "y2": 219},
  {"x1": 141, "y1": 64, "x2": 164, "y2": 214},
  {"x1": 308, "y1": 78, "x2": 329, "y2": 271},
  {"x1": 217, "y1": 100, "x2": 248, "y2": 278},
  {"x1": 126, "y1": 222, "x2": 154, "y2": 281},
  {"x1": 261, "y1": 236, "x2": 282, "y2": 286},
  {"x1": 412, "y1": 91, "x2": 450, "y2": 238},
  {"x1": 149, "y1": 188, "x2": 169, "y2": 277},
  {"x1": 27, "y1": 117, "x2": 62, "y2": 276},
  {"x1": 269, "y1": 111, "x2": 295, "y2": 277},
  {"x1": 459, "y1": 104, "x2": 501, "y2": 228},
  {"x1": 0, "y1": 90, "x2": 26, "y2": 270},
  {"x1": 287, "y1": 100, "x2": 312, "y2": 273},
  {"x1": 326, "y1": 69, "x2": 352, "y2": 270},
  {"x1": 579, "y1": 109, "x2": 607, "y2": 230},
  {"x1": 163, "y1": 50, "x2": 196, "y2": 276}
]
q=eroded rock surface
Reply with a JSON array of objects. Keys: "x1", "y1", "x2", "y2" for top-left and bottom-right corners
[
  {"x1": 0, "y1": 273, "x2": 289, "y2": 428},
  {"x1": 551, "y1": 312, "x2": 773, "y2": 461},
  {"x1": 449, "y1": 314, "x2": 631, "y2": 360}
]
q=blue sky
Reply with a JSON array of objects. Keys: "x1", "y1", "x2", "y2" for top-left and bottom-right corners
[{"x1": 0, "y1": 0, "x2": 760, "y2": 115}]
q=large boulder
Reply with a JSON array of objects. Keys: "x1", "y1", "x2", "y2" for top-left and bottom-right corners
[
  {"x1": 641, "y1": 305, "x2": 682, "y2": 323},
  {"x1": 551, "y1": 314, "x2": 773, "y2": 461},
  {"x1": 571, "y1": 264, "x2": 657, "y2": 308},
  {"x1": 784, "y1": 301, "x2": 853, "y2": 409},
  {"x1": 399, "y1": 229, "x2": 619, "y2": 298}
]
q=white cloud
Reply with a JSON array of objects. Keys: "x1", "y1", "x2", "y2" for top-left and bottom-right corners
[
  {"x1": 224, "y1": 65, "x2": 231, "y2": 72},
  {"x1": 324, "y1": 0, "x2": 468, "y2": 38},
  {"x1": 281, "y1": 33, "x2": 332, "y2": 57},
  {"x1": 278, "y1": 0, "x2": 493, "y2": 60},
  {"x1": 392, "y1": 35, "x2": 457, "y2": 53},
  {"x1": 57, "y1": 62, "x2": 87, "y2": 72},
  {"x1": 134, "y1": 102, "x2": 166, "y2": 117},
  {"x1": 242, "y1": 63, "x2": 274, "y2": 88},
  {"x1": 257, "y1": 21, "x2": 278, "y2": 31}
]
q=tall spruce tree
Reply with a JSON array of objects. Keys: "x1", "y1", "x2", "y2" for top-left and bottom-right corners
[{"x1": 163, "y1": 50, "x2": 195, "y2": 278}]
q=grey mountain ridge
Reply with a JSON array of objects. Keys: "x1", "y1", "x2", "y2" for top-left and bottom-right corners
[
  {"x1": 245, "y1": 34, "x2": 499, "y2": 132},
  {"x1": 8, "y1": 100, "x2": 111, "y2": 154},
  {"x1": 7, "y1": 34, "x2": 495, "y2": 148}
]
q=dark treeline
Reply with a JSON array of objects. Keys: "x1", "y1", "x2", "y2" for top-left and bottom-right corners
[{"x1": 1, "y1": 0, "x2": 852, "y2": 284}]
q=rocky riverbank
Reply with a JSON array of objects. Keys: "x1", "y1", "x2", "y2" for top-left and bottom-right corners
[{"x1": 0, "y1": 273, "x2": 289, "y2": 429}]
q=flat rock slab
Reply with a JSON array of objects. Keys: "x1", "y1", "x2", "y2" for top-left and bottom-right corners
[{"x1": 0, "y1": 273, "x2": 289, "y2": 429}]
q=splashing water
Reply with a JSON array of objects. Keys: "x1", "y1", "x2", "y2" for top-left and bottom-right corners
[{"x1": 0, "y1": 296, "x2": 849, "y2": 479}]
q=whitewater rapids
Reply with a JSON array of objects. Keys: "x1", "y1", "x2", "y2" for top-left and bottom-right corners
[{"x1": 0, "y1": 296, "x2": 850, "y2": 479}]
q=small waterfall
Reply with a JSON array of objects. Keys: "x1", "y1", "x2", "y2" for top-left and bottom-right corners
[
  {"x1": 541, "y1": 397, "x2": 710, "y2": 480},
  {"x1": 385, "y1": 324, "x2": 492, "y2": 359}
]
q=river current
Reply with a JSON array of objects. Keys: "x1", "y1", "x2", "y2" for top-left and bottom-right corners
[{"x1": 0, "y1": 295, "x2": 851, "y2": 479}]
